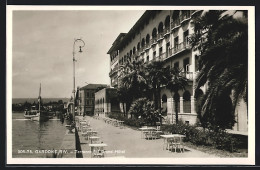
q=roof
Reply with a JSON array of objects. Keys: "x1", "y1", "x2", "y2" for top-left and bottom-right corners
[
  {"x1": 107, "y1": 10, "x2": 161, "y2": 54},
  {"x1": 107, "y1": 33, "x2": 127, "y2": 54},
  {"x1": 79, "y1": 84, "x2": 108, "y2": 90}
]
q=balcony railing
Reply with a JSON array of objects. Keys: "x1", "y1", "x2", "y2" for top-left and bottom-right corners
[
  {"x1": 171, "y1": 19, "x2": 181, "y2": 30},
  {"x1": 109, "y1": 67, "x2": 118, "y2": 76},
  {"x1": 157, "y1": 32, "x2": 164, "y2": 42},
  {"x1": 180, "y1": 72, "x2": 194, "y2": 80},
  {"x1": 170, "y1": 42, "x2": 191, "y2": 55},
  {"x1": 111, "y1": 80, "x2": 118, "y2": 87},
  {"x1": 150, "y1": 38, "x2": 157, "y2": 46},
  {"x1": 163, "y1": 27, "x2": 171, "y2": 36},
  {"x1": 145, "y1": 43, "x2": 150, "y2": 51},
  {"x1": 180, "y1": 11, "x2": 191, "y2": 23},
  {"x1": 191, "y1": 10, "x2": 201, "y2": 17}
]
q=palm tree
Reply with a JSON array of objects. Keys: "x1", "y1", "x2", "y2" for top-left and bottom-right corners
[
  {"x1": 166, "y1": 67, "x2": 188, "y2": 124},
  {"x1": 191, "y1": 10, "x2": 248, "y2": 128},
  {"x1": 119, "y1": 58, "x2": 147, "y2": 117},
  {"x1": 144, "y1": 60, "x2": 171, "y2": 113}
]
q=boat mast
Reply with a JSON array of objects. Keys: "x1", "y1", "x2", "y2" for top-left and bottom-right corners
[{"x1": 38, "y1": 83, "x2": 41, "y2": 114}]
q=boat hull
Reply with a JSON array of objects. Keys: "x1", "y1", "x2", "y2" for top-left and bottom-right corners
[{"x1": 30, "y1": 111, "x2": 53, "y2": 122}]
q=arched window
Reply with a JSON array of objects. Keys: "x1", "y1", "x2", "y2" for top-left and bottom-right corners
[
  {"x1": 133, "y1": 47, "x2": 136, "y2": 54},
  {"x1": 162, "y1": 94, "x2": 167, "y2": 116},
  {"x1": 183, "y1": 91, "x2": 191, "y2": 113},
  {"x1": 165, "y1": 15, "x2": 170, "y2": 28},
  {"x1": 158, "y1": 22, "x2": 164, "y2": 33},
  {"x1": 172, "y1": 10, "x2": 180, "y2": 26},
  {"x1": 146, "y1": 34, "x2": 150, "y2": 44},
  {"x1": 141, "y1": 38, "x2": 145, "y2": 48},
  {"x1": 137, "y1": 42, "x2": 140, "y2": 51},
  {"x1": 130, "y1": 50, "x2": 132, "y2": 56},
  {"x1": 152, "y1": 28, "x2": 157, "y2": 39}
]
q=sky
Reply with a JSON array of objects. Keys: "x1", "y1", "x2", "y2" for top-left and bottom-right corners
[{"x1": 11, "y1": 10, "x2": 145, "y2": 98}]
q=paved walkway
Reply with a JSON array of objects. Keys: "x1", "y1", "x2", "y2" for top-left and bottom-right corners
[{"x1": 77, "y1": 116, "x2": 218, "y2": 158}]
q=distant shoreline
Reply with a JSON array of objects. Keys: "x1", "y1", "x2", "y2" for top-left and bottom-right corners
[{"x1": 12, "y1": 98, "x2": 70, "y2": 104}]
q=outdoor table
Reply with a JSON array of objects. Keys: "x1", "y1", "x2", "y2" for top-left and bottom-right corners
[
  {"x1": 89, "y1": 143, "x2": 107, "y2": 158},
  {"x1": 89, "y1": 136, "x2": 100, "y2": 144},
  {"x1": 116, "y1": 120, "x2": 124, "y2": 128},
  {"x1": 139, "y1": 127, "x2": 156, "y2": 139},
  {"x1": 160, "y1": 134, "x2": 186, "y2": 151},
  {"x1": 81, "y1": 127, "x2": 92, "y2": 133},
  {"x1": 82, "y1": 131, "x2": 98, "y2": 140}
]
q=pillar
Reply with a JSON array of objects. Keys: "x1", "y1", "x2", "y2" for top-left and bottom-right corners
[
  {"x1": 180, "y1": 97, "x2": 184, "y2": 114},
  {"x1": 191, "y1": 95, "x2": 196, "y2": 114}
]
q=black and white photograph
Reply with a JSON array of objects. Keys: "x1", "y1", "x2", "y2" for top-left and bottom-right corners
[{"x1": 6, "y1": 5, "x2": 255, "y2": 165}]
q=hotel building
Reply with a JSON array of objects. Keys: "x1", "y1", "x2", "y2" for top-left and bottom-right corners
[{"x1": 106, "y1": 10, "x2": 247, "y2": 132}]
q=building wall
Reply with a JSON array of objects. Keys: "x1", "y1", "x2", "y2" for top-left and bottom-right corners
[
  {"x1": 107, "y1": 10, "x2": 248, "y2": 131},
  {"x1": 95, "y1": 88, "x2": 120, "y2": 117}
]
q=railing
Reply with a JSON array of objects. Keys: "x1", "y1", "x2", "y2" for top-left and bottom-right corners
[
  {"x1": 171, "y1": 19, "x2": 181, "y2": 30},
  {"x1": 145, "y1": 43, "x2": 150, "y2": 50},
  {"x1": 180, "y1": 72, "x2": 193, "y2": 80},
  {"x1": 170, "y1": 42, "x2": 191, "y2": 55},
  {"x1": 191, "y1": 10, "x2": 201, "y2": 17},
  {"x1": 150, "y1": 38, "x2": 157, "y2": 46},
  {"x1": 140, "y1": 47, "x2": 145, "y2": 54},
  {"x1": 109, "y1": 67, "x2": 118, "y2": 76},
  {"x1": 163, "y1": 27, "x2": 171, "y2": 36},
  {"x1": 157, "y1": 32, "x2": 164, "y2": 41},
  {"x1": 180, "y1": 11, "x2": 191, "y2": 23},
  {"x1": 111, "y1": 80, "x2": 118, "y2": 87}
]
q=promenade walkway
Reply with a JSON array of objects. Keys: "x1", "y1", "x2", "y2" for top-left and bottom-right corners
[{"x1": 77, "y1": 116, "x2": 218, "y2": 158}]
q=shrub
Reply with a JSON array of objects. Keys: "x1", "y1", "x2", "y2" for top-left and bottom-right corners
[
  {"x1": 161, "y1": 122, "x2": 244, "y2": 152},
  {"x1": 128, "y1": 98, "x2": 161, "y2": 126}
]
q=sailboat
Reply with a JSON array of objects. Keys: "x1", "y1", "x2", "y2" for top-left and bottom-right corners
[{"x1": 27, "y1": 83, "x2": 53, "y2": 121}]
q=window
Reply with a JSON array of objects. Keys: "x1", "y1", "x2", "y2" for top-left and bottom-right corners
[
  {"x1": 174, "y1": 62, "x2": 179, "y2": 69},
  {"x1": 159, "y1": 47, "x2": 163, "y2": 56},
  {"x1": 146, "y1": 55, "x2": 149, "y2": 62},
  {"x1": 153, "y1": 51, "x2": 156, "y2": 59},
  {"x1": 183, "y1": 30, "x2": 189, "y2": 46},
  {"x1": 183, "y1": 58, "x2": 190, "y2": 72},
  {"x1": 174, "y1": 37, "x2": 179, "y2": 49},
  {"x1": 86, "y1": 100, "x2": 89, "y2": 105},
  {"x1": 86, "y1": 92, "x2": 89, "y2": 97},
  {"x1": 166, "y1": 42, "x2": 170, "y2": 57}
]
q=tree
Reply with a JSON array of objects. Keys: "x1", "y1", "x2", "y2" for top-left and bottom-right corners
[
  {"x1": 117, "y1": 84, "x2": 131, "y2": 117},
  {"x1": 144, "y1": 60, "x2": 171, "y2": 113},
  {"x1": 166, "y1": 67, "x2": 188, "y2": 124},
  {"x1": 191, "y1": 10, "x2": 248, "y2": 129},
  {"x1": 119, "y1": 58, "x2": 148, "y2": 117}
]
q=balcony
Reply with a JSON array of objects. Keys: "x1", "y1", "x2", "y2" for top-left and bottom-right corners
[
  {"x1": 150, "y1": 38, "x2": 157, "y2": 46},
  {"x1": 111, "y1": 80, "x2": 118, "y2": 87},
  {"x1": 145, "y1": 43, "x2": 151, "y2": 51},
  {"x1": 180, "y1": 71, "x2": 199, "y2": 81},
  {"x1": 157, "y1": 32, "x2": 164, "y2": 42},
  {"x1": 171, "y1": 19, "x2": 181, "y2": 31},
  {"x1": 180, "y1": 11, "x2": 191, "y2": 24},
  {"x1": 191, "y1": 10, "x2": 201, "y2": 17},
  {"x1": 109, "y1": 67, "x2": 118, "y2": 77},
  {"x1": 140, "y1": 47, "x2": 145, "y2": 54},
  {"x1": 170, "y1": 42, "x2": 191, "y2": 56},
  {"x1": 163, "y1": 27, "x2": 171, "y2": 37}
]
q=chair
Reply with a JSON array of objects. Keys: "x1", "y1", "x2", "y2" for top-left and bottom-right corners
[
  {"x1": 169, "y1": 136, "x2": 184, "y2": 153},
  {"x1": 92, "y1": 147, "x2": 105, "y2": 158},
  {"x1": 144, "y1": 131, "x2": 152, "y2": 140}
]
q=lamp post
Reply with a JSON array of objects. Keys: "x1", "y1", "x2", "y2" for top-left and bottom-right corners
[{"x1": 72, "y1": 38, "x2": 85, "y2": 125}]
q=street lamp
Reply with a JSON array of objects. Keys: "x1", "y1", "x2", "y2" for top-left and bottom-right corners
[{"x1": 72, "y1": 38, "x2": 85, "y2": 125}]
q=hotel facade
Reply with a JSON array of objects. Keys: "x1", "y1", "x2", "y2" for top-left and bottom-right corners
[{"x1": 106, "y1": 10, "x2": 247, "y2": 132}]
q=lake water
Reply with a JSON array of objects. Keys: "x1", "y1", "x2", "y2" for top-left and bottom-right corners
[{"x1": 12, "y1": 112, "x2": 66, "y2": 158}]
